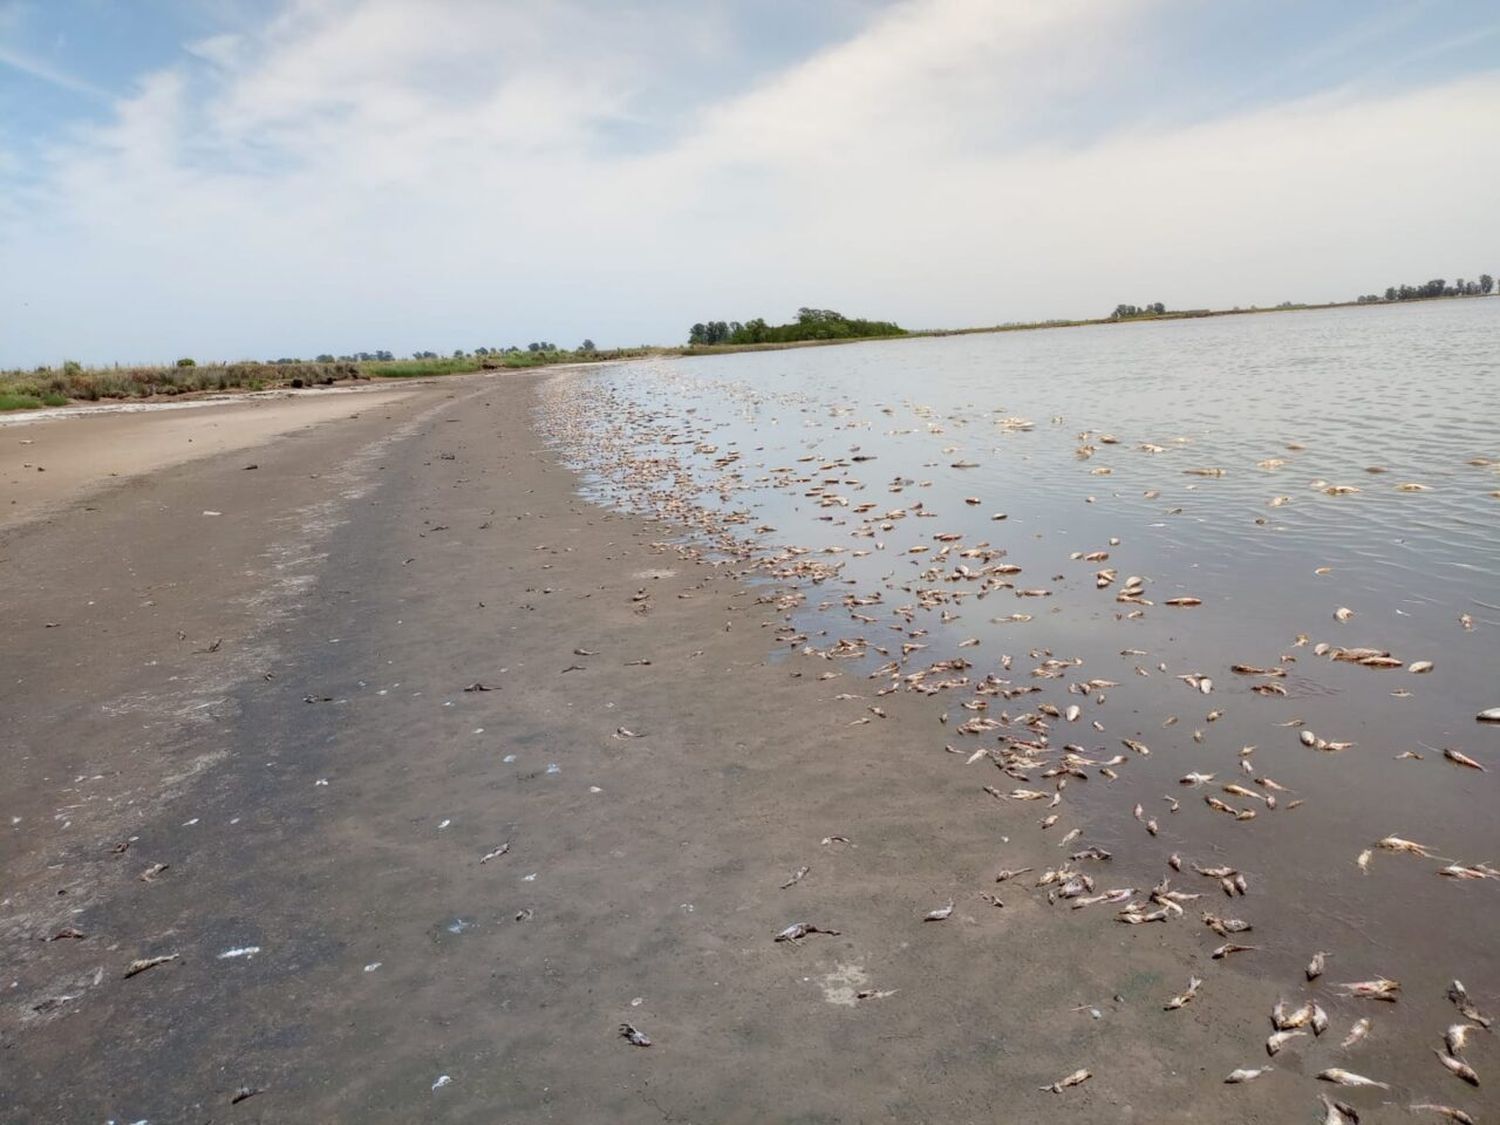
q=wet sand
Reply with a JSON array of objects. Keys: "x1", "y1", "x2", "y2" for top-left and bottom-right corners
[{"x1": 0, "y1": 371, "x2": 1436, "y2": 1122}]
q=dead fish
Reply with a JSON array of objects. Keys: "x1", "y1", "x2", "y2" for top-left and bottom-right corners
[
  {"x1": 1203, "y1": 913, "x2": 1252, "y2": 936},
  {"x1": 775, "y1": 922, "x2": 841, "y2": 942},
  {"x1": 1339, "y1": 978, "x2": 1401, "y2": 1002},
  {"x1": 139, "y1": 862, "x2": 169, "y2": 883},
  {"x1": 1409, "y1": 1106, "x2": 1477, "y2": 1124},
  {"x1": 1224, "y1": 1066, "x2": 1272, "y2": 1083},
  {"x1": 1334, "y1": 607, "x2": 1356, "y2": 623},
  {"x1": 1434, "y1": 1051, "x2": 1480, "y2": 1086},
  {"x1": 1040, "y1": 1068, "x2": 1091, "y2": 1093},
  {"x1": 1450, "y1": 980, "x2": 1495, "y2": 1027},
  {"x1": 124, "y1": 953, "x2": 179, "y2": 978},
  {"x1": 1409, "y1": 660, "x2": 1435, "y2": 673},
  {"x1": 462, "y1": 682, "x2": 492, "y2": 692},
  {"x1": 1317, "y1": 1068, "x2": 1389, "y2": 1089},
  {"x1": 1446, "y1": 1023, "x2": 1488, "y2": 1055},
  {"x1": 620, "y1": 1023, "x2": 653, "y2": 1046},
  {"x1": 1376, "y1": 836, "x2": 1435, "y2": 857},
  {"x1": 1212, "y1": 943, "x2": 1257, "y2": 959},
  {"x1": 1165, "y1": 597, "x2": 1202, "y2": 607},
  {"x1": 613, "y1": 726, "x2": 644, "y2": 739},
  {"x1": 1165, "y1": 976, "x2": 1203, "y2": 1010},
  {"x1": 1319, "y1": 1097, "x2": 1361, "y2": 1125},
  {"x1": 478, "y1": 842, "x2": 511, "y2": 863},
  {"x1": 924, "y1": 900, "x2": 955, "y2": 921},
  {"x1": 1311, "y1": 1003, "x2": 1330, "y2": 1036},
  {"x1": 1477, "y1": 708, "x2": 1500, "y2": 723},
  {"x1": 1307, "y1": 951, "x2": 1328, "y2": 980},
  {"x1": 1267, "y1": 1029, "x2": 1306, "y2": 1055},
  {"x1": 994, "y1": 867, "x2": 1033, "y2": 882},
  {"x1": 780, "y1": 865, "x2": 810, "y2": 889},
  {"x1": 1275, "y1": 1000, "x2": 1313, "y2": 1029},
  {"x1": 1342, "y1": 1018, "x2": 1371, "y2": 1048},
  {"x1": 1445, "y1": 748, "x2": 1487, "y2": 772},
  {"x1": 1180, "y1": 771, "x2": 1216, "y2": 786},
  {"x1": 1356, "y1": 848, "x2": 1373, "y2": 873}
]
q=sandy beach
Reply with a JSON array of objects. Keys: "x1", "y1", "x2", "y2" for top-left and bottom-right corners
[{"x1": 0, "y1": 370, "x2": 1429, "y2": 1122}]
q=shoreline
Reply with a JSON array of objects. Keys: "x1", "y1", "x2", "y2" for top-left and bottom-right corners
[{"x1": 0, "y1": 368, "x2": 1303, "y2": 1122}]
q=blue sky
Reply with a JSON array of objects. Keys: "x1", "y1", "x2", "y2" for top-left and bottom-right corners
[{"x1": 1, "y1": 0, "x2": 1497, "y2": 366}]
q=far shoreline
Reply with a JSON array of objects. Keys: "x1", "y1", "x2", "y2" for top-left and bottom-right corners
[{"x1": 2, "y1": 290, "x2": 1491, "y2": 416}]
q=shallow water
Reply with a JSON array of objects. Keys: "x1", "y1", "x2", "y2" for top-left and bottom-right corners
[{"x1": 547, "y1": 299, "x2": 1500, "y2": 1105}]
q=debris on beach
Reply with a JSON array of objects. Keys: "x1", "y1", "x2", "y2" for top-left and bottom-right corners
[
  {"x1": 1040, "y1": 1068, "x2": 1091, "y2": 1093},
  {"x1": 124, "y1": 953, "x2": 179, "y2": 978},
  {"x1": 774, "y1": 923, "x2": 841, "y2": 942},
  {"x1": 620, "y1": 1023, "x2": 653, "y2": 1047}
]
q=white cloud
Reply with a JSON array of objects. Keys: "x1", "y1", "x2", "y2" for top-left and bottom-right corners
[
  {"x1": 1, "y1": 0, "x2": 1498, "y2": 365},
  {"x1": 0, "y1": 40, "x2": 109, "y2": 98}
]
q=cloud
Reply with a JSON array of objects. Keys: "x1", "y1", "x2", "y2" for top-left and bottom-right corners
[
  {"x1": 1, "y1": 0, "x2": 1498, "y2": 365},
  {"x1": 0, "y1": 40, "x2": 109, "y2": 98}
]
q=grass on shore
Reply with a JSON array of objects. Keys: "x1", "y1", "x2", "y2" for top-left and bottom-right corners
[{"x1": 0, "y1": 347, "x2": 658, "y2": 411}]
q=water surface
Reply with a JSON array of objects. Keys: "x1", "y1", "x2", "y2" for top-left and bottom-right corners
[{"x1": 546, "y1": 299, "x2": 1500, "y2": 1104}]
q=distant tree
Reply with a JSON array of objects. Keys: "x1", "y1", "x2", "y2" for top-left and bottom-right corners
[
  {"x1": 176, "y1": 356, "x2": 196, "y2": 367},
  {"x1": 315, "y1": 353, "x2": 336, "y2": 363},
  {"x1": 453, "y1": 349, "x2": 466, "y2": 358},
  {"x1": 579, "y1": 339, "x2": 596, "y2": 352},
  {"x1": 1384, "y1": 287, "x2": 1397, "y2": 302},
  {"x1": 1481, "y1": 274, "x2": 1494, "y2": 295}
]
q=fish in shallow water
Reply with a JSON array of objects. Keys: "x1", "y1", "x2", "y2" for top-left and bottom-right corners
[
  {"x1": 1409, "y1": 1105, "x2": 1476, "y2": 1124},
  {"x1": 1224, "y1": 1066, "x2": 1271, "y2": 1083},
  {"x1": 1319, "y1": 1097, "x2": 1360, "y2": 1125},
  {"x1": 1444, "y1": 748, "x2": 1487, "y2": 771},
  {"x1": 1267, "y1": 1029, "x2": 1305, "y2": 1056},
  {"x1": 1339, "y1": 978, "x2": 1401, "y2": 1002},
  {"x1": 1434, "y1": 1050, "x2": 1479, "y2": 1086},
  {"x1": 1449, "y1": 980, "x2": 1495, "y2": 1027},
  {"x1": 1317, "y1": 1068, "x2": 1389, "y2": 1088},
  {"x1": 1445, "y1": 1022, "x2": 1488, "y2": 1056},
  {"x1": 1341, "y1": 1018, "x2": 1371, "y2": 1048},
  {"x1": 1307, "y1": 951, "x2": 1327, "y2": 980}
]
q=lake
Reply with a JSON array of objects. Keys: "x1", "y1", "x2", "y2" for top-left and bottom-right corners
[{"x1": 544, "y1": 297, "x2": 1500, "y2": 1101}]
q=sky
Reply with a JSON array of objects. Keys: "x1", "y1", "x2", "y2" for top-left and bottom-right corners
[{"x1": 1, "y1": 0, "x2": 1497, "y2": 367}]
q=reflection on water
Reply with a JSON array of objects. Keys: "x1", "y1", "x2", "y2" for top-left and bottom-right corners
[{"x1": 545, "y1": 298, "x2": 1500, "y2": 1104}]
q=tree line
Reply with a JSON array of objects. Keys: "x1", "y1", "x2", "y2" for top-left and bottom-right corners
[
  {"x1": 1109, "y1": 302, "x2": 1167, "y2": 320},
  {"x1": 688, "y1": 307, "x2": 905, "y2": 346},
  {"x1": 1355, "y1": 274, "x2": 1493, "y2": 304}
]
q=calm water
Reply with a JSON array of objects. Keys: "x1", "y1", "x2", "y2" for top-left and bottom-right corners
[{"x1": 545, "y1": 299, "x2": 1500, "y2": 1099}]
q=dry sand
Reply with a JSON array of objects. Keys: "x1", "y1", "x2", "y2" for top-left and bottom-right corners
[
  {"x1": 0, "y1": 384, "x2": 424, "y2": 531},
  {"x1": 0, "y1": 372, "x2": 1336, "y2": 1122}
]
